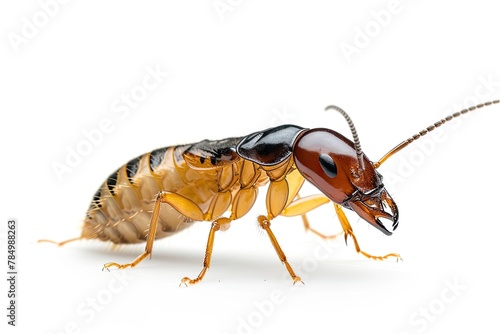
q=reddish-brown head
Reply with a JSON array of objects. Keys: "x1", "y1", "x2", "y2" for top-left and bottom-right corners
[{"x1": 292, "y1": 107, "x2": 399, "y2": 236}]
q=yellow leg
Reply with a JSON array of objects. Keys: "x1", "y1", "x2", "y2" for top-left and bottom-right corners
[
  {"x1": 38, "y1": 237, "x2": 84, "y2": 246},
  {"x1": 282, "y1": 194, "x2": 342, "y2": 239},
  {"x1": 300, "y1": 210, "x2": 343, "y2": 240},
  {"x1": 103, "y1": 190, "x2": 235, "y2": 285},
  {"x1": 103, "y1": 191, "x2": 205, "y2": 271},
  {"x1": 180, "y1": 217, "x2": 231, "y2": 286},
  {"x1": 334, "y1": 204, "x2": 400, "y2": 261},
  {"x1": 257, "y1": 215, "x2": 303, "y2": 285},
  {"x1": 282, "y1": 193, "x2": 400, "y2": 261}
]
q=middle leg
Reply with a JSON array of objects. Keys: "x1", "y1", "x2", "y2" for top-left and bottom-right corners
[
  {"x1": 180, "y1": 217, "x2": 232, "y2": 286},
  {"x1": 257, "y1": 215, "x2": 303, "y2": 284}
]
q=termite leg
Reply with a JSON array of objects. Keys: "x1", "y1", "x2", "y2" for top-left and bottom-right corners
[
  {"x1": 180, "y1": 217, "x2": 231, "y2": 286},
  {"x1": 104, "y1": 191, "x2": 205, "y2": 271},
  {"x1": 283, "y1": 194, "x2": 399, "y2": 260},
  {"x1": 301, "y1": 213, "x2": 343, "y2": 240},
  {"x1": 334, "y1": 203, "x2": 400, "y2": 261},
  {"x1": 257, "y1": 215, "x2": 303, "y2": 285},
  {"x1": 38, "y1": 237, "x2": 84, "y2": 246},
  {"x1": 282, "y1": 194, "x2": 342, "y2": 239},
  {"x1": 103, "y1": 195, "x2": 162, "y2": 270}
]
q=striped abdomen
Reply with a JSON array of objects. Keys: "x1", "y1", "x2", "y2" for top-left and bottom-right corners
[
  {"x1": 82, "y1": 145, "x2": 193, "y2": 243},
  {"x1": 81, "y1": 137, "x2": 270, "y2": 244}
]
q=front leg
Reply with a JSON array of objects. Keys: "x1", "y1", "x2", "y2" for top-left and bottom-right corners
[
  {"x1": 257, "y1": 215, "x2": 303, "y2": 285},
  {"x1": 260, "y1": 169, "x2": 305, "y2": 284},
  {"x1": 281, "y1": 192, "x2": 400, "y2": 261},
  {"x1": 334, "y1": 204, "x2": 400, "y2": 261}
]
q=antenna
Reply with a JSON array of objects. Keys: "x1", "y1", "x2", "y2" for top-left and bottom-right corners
[
  {"x1": 325, "y1": 105, "x2": 365, "y2": 171},
  {"x1": 373, "y1": 100, "x2": 499, "y2": 168}
]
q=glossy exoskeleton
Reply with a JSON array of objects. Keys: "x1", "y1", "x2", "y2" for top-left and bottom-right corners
[{"x1": 41, "y1": 100, "x2": 499, "y2": 285}]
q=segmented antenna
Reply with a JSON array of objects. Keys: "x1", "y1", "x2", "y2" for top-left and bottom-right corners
[
  {"x1": 325, "y1": 105, "x2": 365, "y2": 171},
  {"x1": 374, "y1": 99, "x2": 500, "y2": 168}
]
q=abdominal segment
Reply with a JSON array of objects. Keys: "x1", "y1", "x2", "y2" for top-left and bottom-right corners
[{"x1": 81, "y1": 146, "x2": 198, "y2": 244}]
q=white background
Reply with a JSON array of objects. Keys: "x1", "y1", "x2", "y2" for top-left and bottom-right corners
[{"x1": 1, "y1": 1, "x2": 500, "y2": 333}]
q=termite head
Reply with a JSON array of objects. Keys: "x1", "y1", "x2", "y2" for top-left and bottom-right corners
[
  {"x1": 293, "y1": 106, "x2": 399, "y2": 236},
  {"x1": 235, "y1": 108, "x2": 399, "y2": 236},
  {"x1": 237, "y1": 101, "x2": 500, "y2": 235}
]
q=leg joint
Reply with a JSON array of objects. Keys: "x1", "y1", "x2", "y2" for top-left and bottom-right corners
[{"x1": 257, "y1": 215, "x2": 270, "y2": 229}]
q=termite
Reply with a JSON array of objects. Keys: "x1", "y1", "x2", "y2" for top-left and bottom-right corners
[{"x1": 41, "y1": 100, "x2": 499, "y2": 285}]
